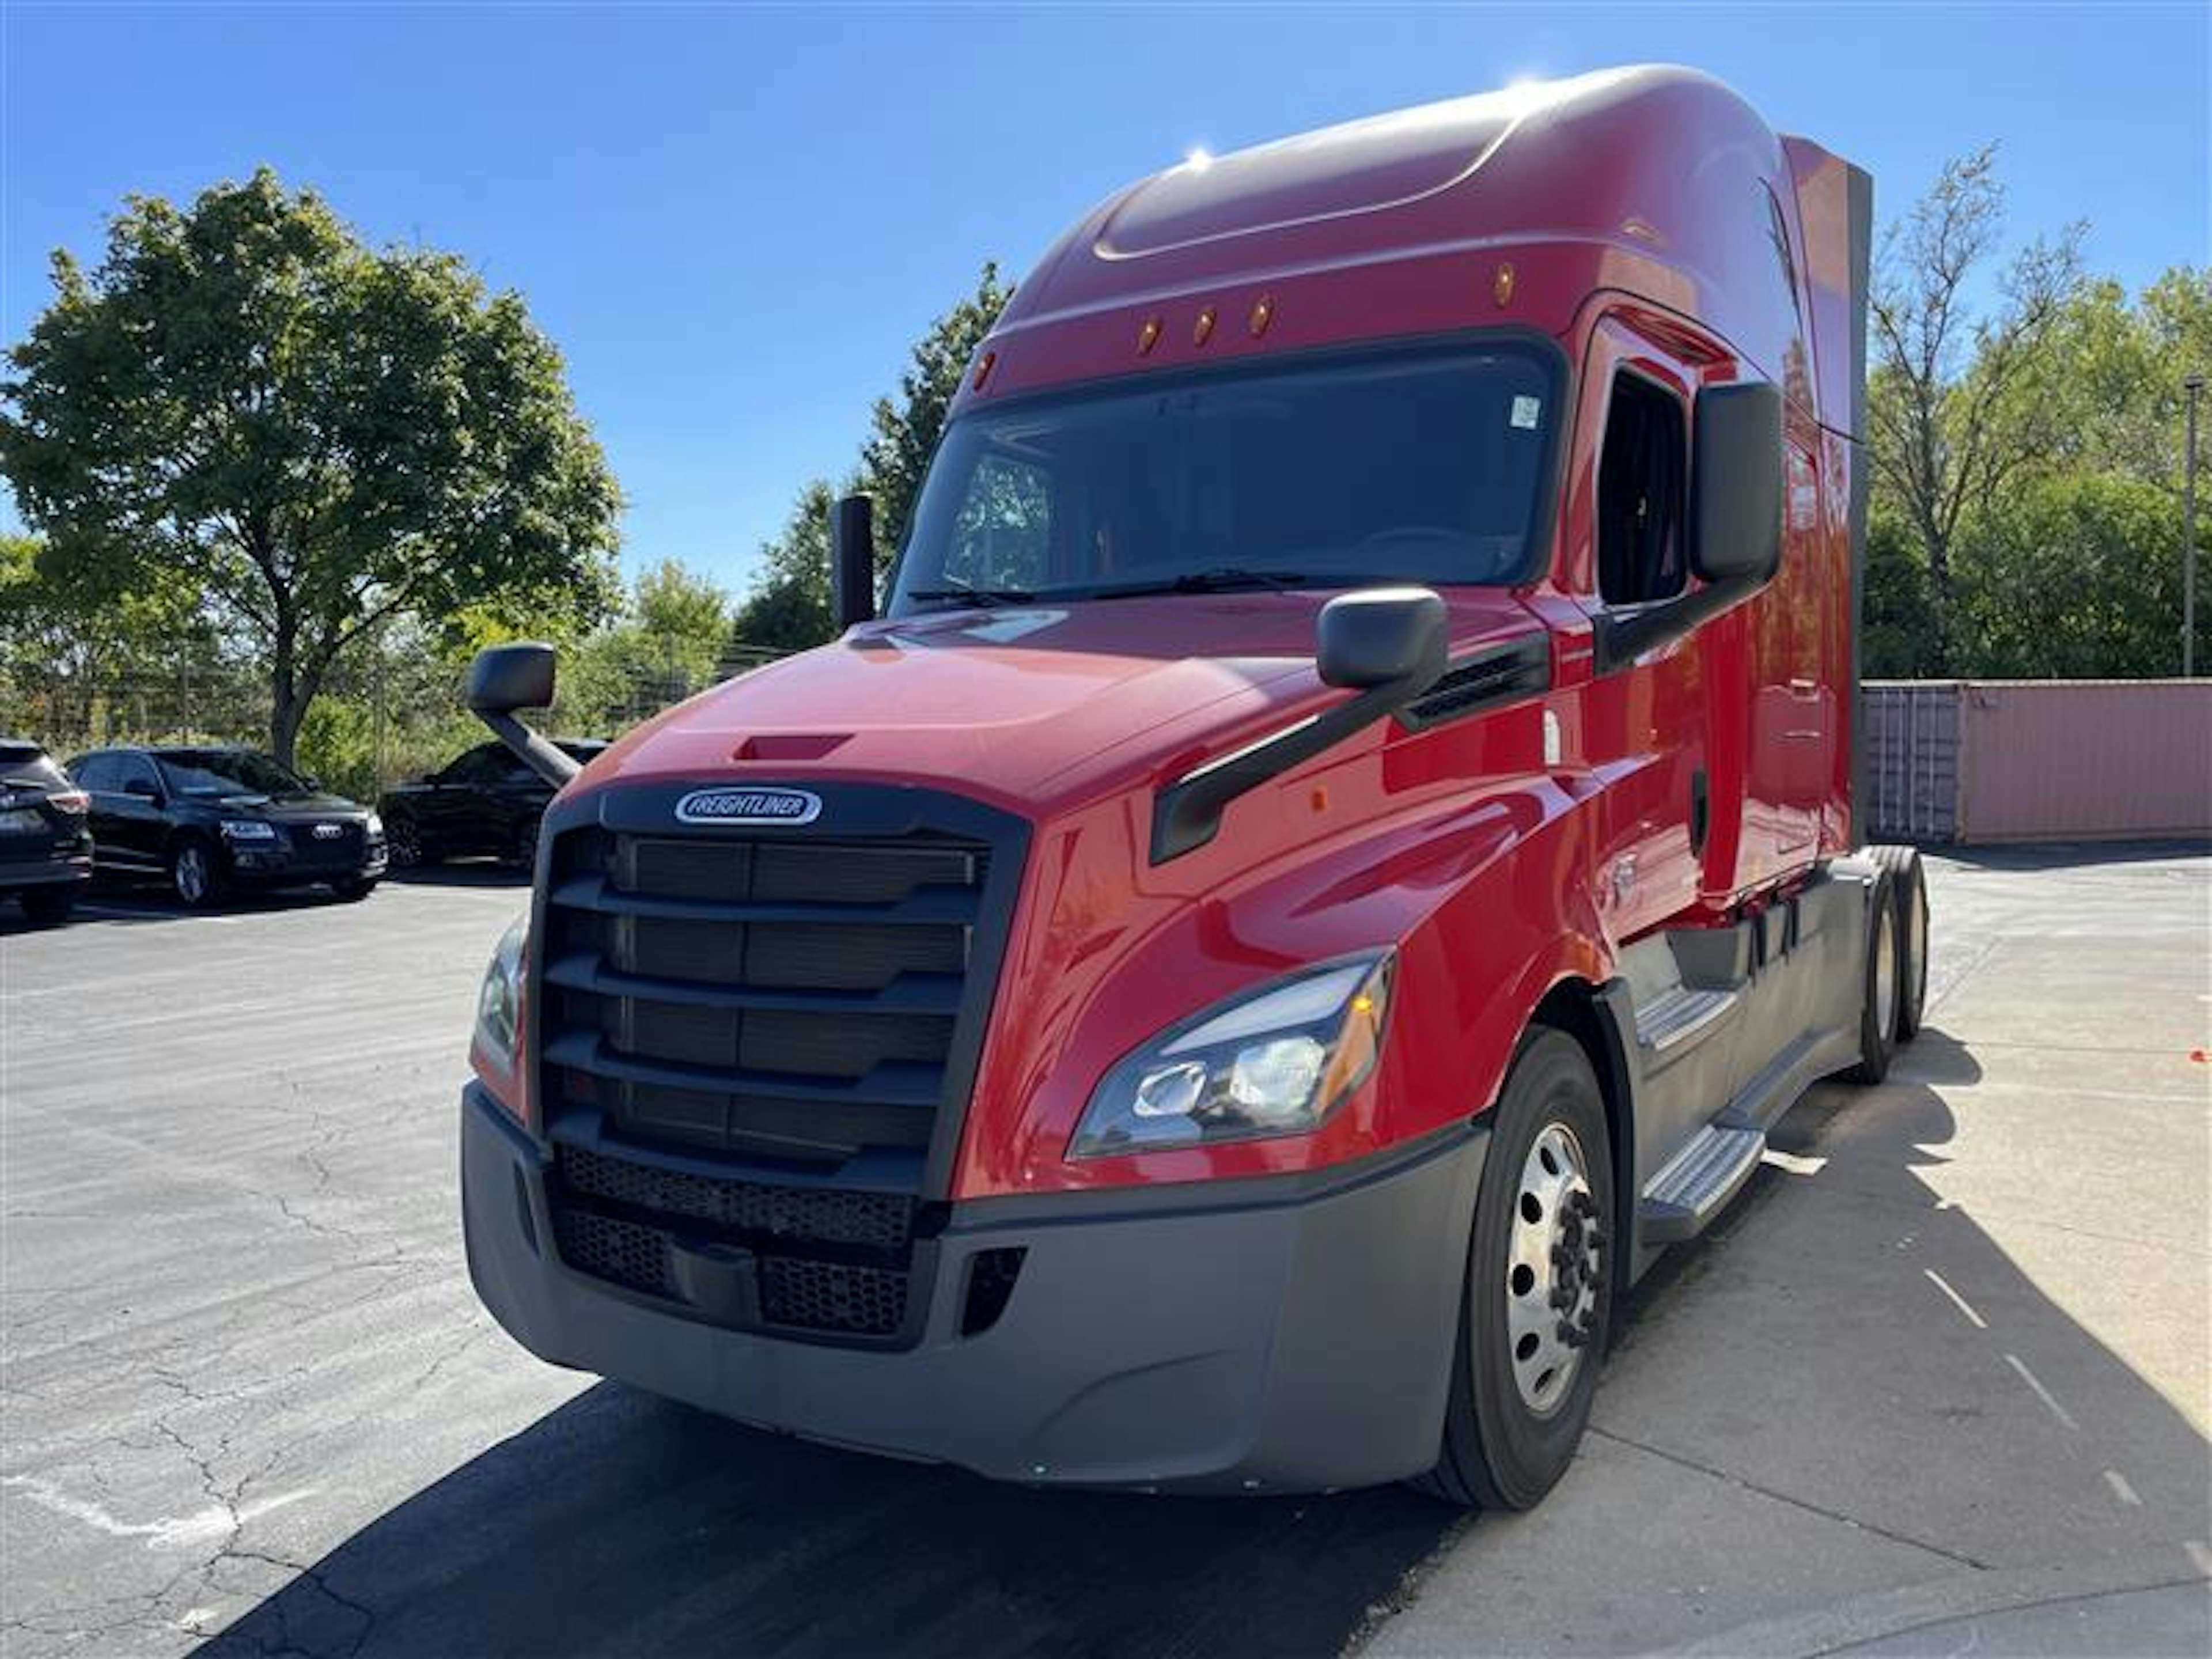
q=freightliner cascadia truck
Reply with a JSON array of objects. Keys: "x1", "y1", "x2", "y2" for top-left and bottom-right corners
[{"x1": 459, "y1": 65, "x2": 1928, "y2": 1509}]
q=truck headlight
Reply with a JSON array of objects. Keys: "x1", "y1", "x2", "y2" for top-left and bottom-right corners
[
  {"x1": 1070, "y1": 952, "x2": 1395, "y2": 1157},
  {"x1": 476, "y1": 914, "x2": 528, "y2": 1069},
  {"x1": 219, "y1": 819, "x2": 277, "y2": 842}
]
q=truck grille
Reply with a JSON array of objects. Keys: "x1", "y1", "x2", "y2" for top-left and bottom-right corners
[{"x1": 532, "y1": 797, "x2": 1019, "y2": 1347}]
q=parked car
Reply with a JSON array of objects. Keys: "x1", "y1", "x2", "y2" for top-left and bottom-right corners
[
  {"x1": 0, "y1": 738, "x2": 93, "y2": 925},
  {"x1": 68, "y1": 745, "x2": 387, "y2": 908},
  {"x1": 377, "y1": 738, "x2": 607, "y2": 871}
]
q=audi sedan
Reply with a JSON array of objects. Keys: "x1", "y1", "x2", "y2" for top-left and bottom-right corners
[{"x1": 68, "y1": 745, "x2": 387, "y2": 908}]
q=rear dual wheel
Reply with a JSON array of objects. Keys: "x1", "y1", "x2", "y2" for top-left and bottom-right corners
[{"x1": 1420, "y1": 1029, "x2": 1613, "y2": 1511}]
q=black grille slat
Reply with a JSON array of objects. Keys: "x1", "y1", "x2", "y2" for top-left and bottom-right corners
[
  {"x1": 560, "y1": 1145, "x2": 914, "y2": 1250},
  {"x1": 537, "y1": 816, "x2": 1001, "y2": 1344}
]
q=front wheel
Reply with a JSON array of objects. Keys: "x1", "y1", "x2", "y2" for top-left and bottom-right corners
[
  {"x1": 385, "y1": 814, "x2": 432, "y2": 870},
  {"x1": 331, "y1": 876, "x2": 378, "y2": 903},
  {"x1": 170, "y1": 839, "x2": 219, "y2": 910},
  {"x1": 1418, "y1": 1028, "x2": 1613, "y2": 1511}
]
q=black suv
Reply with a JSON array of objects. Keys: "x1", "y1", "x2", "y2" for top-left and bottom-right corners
[
  {"x1": 69, "y1": 745, "x2": 387, "y2": 908},
  {"x1": 377, "y1": 738, "x2": 605, "y2": 870},
  {"x1": 0, "y1": 738, "x2": 93, "y2": 925}
]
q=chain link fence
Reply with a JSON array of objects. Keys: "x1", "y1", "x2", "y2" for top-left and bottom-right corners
[{"x1": 0, "y1": 639, "x2": 787, "y2": 803}]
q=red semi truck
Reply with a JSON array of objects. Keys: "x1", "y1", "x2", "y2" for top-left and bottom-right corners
[{"x1": 460, "y1": 65, "x2": 1927, "y2": 1509}]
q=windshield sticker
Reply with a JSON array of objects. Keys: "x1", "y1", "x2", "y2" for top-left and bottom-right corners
[{"x1": 1510, "y1": 395, "x2": 1542, "y2": 430}]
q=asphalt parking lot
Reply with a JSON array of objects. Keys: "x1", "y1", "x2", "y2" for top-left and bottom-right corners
[{"x1": 2, "y1": 849, "x2": 2207, "y2": 1658}]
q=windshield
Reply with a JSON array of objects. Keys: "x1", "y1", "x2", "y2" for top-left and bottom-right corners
[
  {"x1": 891, "y1": 343, "x2": 1557, "y2": 611},
  {"x1": 157, "y1": 749, "x2": 311, "y2": 797}
]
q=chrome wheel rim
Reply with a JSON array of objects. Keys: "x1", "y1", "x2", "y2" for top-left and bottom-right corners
[
  {"x1": 1505, "y1": 1121, "x2": 1602, "y2": 1416},
  {"x1": 175, "y1": 847, "x2": 209, "y2": 905},
  {"x1": 1875, "y1": 899, "x2": 1899, "y2": 1041}
]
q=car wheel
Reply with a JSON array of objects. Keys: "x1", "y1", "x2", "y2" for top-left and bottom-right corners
[
  {"x1": 332, "y1": 876, "x2": 378, "y2": 903},
  {"x1": 1844, "y1": 868, "x2": 1902, "y2": 1084},
  {"x1": 170, "y1": 839, "x2": 219, "y2": 910},
  {"x1": 1417, "y1": 1028, "x2": 1613, "y2": 1512},
  {"x1": 18, "y1": 888, "x2": 75, "y2": 926},
  {"x1": 386, "y1": 814, "x2": 432, "y2": 870}
]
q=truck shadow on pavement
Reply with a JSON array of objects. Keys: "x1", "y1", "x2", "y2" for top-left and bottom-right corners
[{"x1": 199, "y1": 1033, "x2": 2211, "y2": 1659}]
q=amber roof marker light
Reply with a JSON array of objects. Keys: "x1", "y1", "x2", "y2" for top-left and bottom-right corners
[
  {"x1": 1137, "y1": 316, "x2": 1164, "y2": 355},
  {"x1": 1248, "y1": 294, "x2": 1275, "y2": 338},
  {"x1": 1493, "y1": 263, "x2": 1517, "y2": 308},
  {"x1": 971, "y1": 350, "x2": 997, "y2": 391},
  {"x1": 1193, "y1": 306, "x2": 1218, "y2": 346}
]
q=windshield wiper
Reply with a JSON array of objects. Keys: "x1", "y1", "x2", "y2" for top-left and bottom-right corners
[
  {"x1": 905, "y1": 580, "x2": 1038, "y2": 609},
  {"x1": 1090, "y1": 568, "x2": 1313, "y2": 599}
]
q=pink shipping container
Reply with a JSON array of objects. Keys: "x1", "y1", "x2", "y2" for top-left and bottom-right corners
[{"x1": 1863, "y1": 680, "x2": 2212, "y2": 844}]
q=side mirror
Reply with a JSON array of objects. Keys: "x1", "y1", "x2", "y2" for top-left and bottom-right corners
[
  {"x1": 1689, "y1": 381, "x2": 1783, "y2": 585},
  {"x1": 1316, "y1": 587, "x2": 1449, "y2": 693},
  {"x1": 465, "y1": 643, "x2": 579, "y2": 789},
  {"x1": 831, "y1": 494, "x2": 877, "y2": 630},
  {"x1": 467, "y1": 642, "x2": 558, "y2": 714}
]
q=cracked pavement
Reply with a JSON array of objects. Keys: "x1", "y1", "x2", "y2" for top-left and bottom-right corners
[{"x1": 1, "y1": 851, "x2": 2206, "y2": 1657}]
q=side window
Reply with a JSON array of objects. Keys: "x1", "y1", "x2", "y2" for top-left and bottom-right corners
[
  {"x1": 444, "y1": 747, "x2": 503, "y2": 786},
  {"x1": 944, "y1": 453, "x2": 1054, "y2": 590},
  {"x1": 1596, "y1": 372, "x2": 1687, "y2": 606},
  {"x1": 71, "y1": 754, "x2": 116, "y2": 793},
  {"x1": 120, "y1": 755, "x2": 164, "y2": 796}
]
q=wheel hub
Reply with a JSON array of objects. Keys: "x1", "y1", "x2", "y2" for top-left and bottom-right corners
[{"x1": 1505, "y1": 1122, "x2": 1604, "y2": 1415}]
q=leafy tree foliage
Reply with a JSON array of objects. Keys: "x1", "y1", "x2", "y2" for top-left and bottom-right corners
[
  {"x1": 730, "y1": 267, "x2": 1011, "y2": 653},
  {"x1": 0, "y1": 169, "x2": 622, "y2": 766},
  {"x1": 1868, "y1": 145, "x2": 2084, "y2": 670}
]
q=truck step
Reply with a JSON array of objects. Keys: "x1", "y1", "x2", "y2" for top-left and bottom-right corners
[
  {"x1": 1638, "y1": 1124, "x2": 1767, "y2": 1243},
  {"x1": 1634, "y1": 984, "x2": 1740, "y2": 1057}
]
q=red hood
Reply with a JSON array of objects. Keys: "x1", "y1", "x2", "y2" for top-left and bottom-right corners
[{"x1": 581, "y1": 590, "x2": 1544, "y2": 816}]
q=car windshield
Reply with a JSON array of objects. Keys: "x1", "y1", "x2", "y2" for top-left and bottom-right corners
[
  {"x1": 157, "y1": 749, "x2": 311, "y2": 797},
  {"x1": 889, "y1": 343, "x2": 1558, "y2": 612}
]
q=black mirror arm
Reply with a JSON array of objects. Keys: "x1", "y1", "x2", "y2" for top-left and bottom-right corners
[
  {"x1": 1592, "y1": 573, "x2": 1767, "y2": 676},
  {"x1": 472, "y1": 710, "x2": 581, "y2": 790},
  {"x1": 1150, "y1": 677, "x2": 1417, "y2": 865}
]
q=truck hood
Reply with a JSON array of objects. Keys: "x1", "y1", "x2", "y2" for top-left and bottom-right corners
[{"x1": 585, "y1": 590, "x2": 1544, "y2": 813}]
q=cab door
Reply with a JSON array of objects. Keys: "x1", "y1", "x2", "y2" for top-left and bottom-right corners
[{"x1": 1564, "y1": 314, "x2": 1710, "y2": 945}]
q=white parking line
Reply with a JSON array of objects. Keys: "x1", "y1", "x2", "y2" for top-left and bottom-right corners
[
  {"x1": 2103, "y1": 1469, "x2": 2142, "y2": 1508},
  {"x1": 2187, "y1": 1540, "x2": 2212, "y2": 1578},
  {"x1": 1923, "y1": 1268, "x2": 1988, "y2": 1330},
  {"x1": 2003, "y1": 1353, "x2": 2080, "y2": 1431}
]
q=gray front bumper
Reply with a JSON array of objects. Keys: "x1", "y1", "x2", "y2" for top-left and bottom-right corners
[{"x1": 462, "y1": 1086, "x2": 1487, "y2": 1493}]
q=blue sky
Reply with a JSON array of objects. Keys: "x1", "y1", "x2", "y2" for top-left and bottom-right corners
[{"x1": 3, "y1": 2, "x2": 2205, "y2": 592}]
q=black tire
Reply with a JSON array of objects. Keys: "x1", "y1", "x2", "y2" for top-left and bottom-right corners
[
  {"x1": 331, "y1": 876, "x2": 378, "y2": 903},
  {"x1": 169, "y1": 837, "x2": 221, "y2": 910},
  {"x1": 18, "y1": 887, "x2": 76, "y2": 926},
  {"x1": 1418, "y1": 1028, "x2": 1613, "y2": 1511},
  {"x1": 385, "y1": 813, "x2": 433, "y2": 870},
  {"x1": 1865, "y1": 846, "x2": 1929, "y2": 1041},
  {"x1": 1844, "y1": 868, "x2": 1901, "y2": 1084}
]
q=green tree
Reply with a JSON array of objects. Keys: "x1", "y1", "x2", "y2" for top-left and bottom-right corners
[
  {"x1": 1, "y1": 168, "x2": 622, "y2": 767},
  {"x1": 732, "y1": 266, "x2": 1013, "y2": 654},
  {"x1": 1952, "y1": 472, "x2": 2186, "y2": 677},
  {"x1": 1868, "y1": 145, "x2": 2084, "y2": 671},
  {"x1": 730, "y1": 480, "x2": 837, "y2": 653}
]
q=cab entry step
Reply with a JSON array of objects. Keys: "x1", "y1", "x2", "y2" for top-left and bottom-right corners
[{"x1": 1638, "y1": 1123, "x2": 1767, "y2": 1243}]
